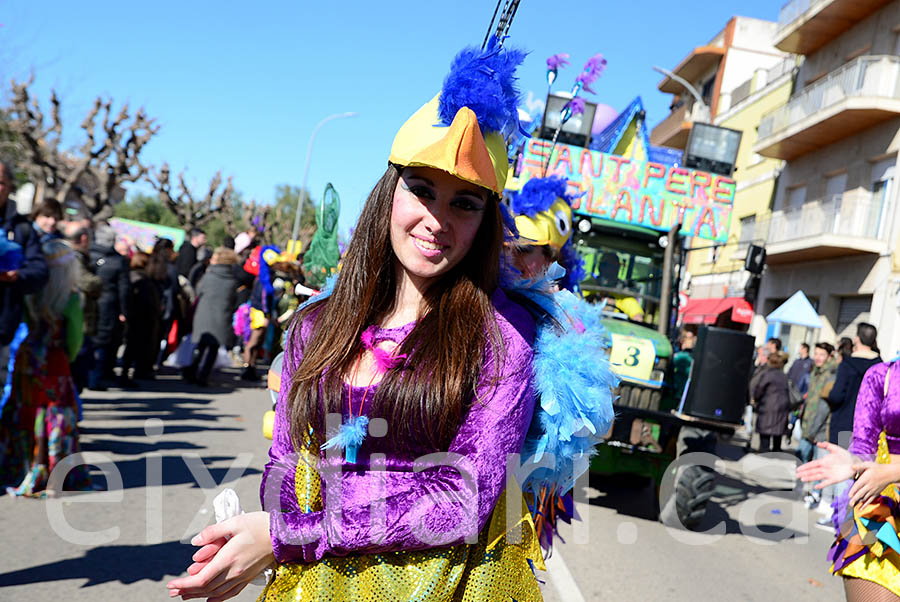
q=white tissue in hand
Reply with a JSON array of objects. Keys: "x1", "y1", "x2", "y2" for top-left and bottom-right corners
[
  {"x1": 213, "y1": 488, "x2": 243, "y2": 524},
  {"x1": 212, "y1": 489, "x2": 273, "y2": 586}
]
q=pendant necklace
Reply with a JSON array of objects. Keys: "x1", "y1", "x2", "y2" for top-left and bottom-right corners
[{"x1": 321, "y1": 326, "x2": 408, "y2": 463}]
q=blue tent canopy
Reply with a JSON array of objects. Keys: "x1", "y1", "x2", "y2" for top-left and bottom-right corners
[{"x1": 766, "y1": 291, "x2": 823, "y2": 329}]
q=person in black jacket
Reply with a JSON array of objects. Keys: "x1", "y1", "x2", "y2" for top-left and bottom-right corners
[
  {"x1": 752, "y1": 351, "x2": 791, "y2": 452},
  {"x1": 828, "y1": 322, "x2": 881, "y2": 447},
  {"x1": 176, "y1": 228, "x2": 206, "y2": 277},
  {"x1": 0, "y1": 160, "x2": 49, "y2": 389},
  {"x1": 120, "y1": 251, "x2": 161, "y2": 385},
  {"x1": 89, "y1": 224, "x2": 130, "y2": 388},
  {"x1": 187, "y1": 245, "x2": 212, "y2": 290},
  {"x1": 147, "y1": 238, "x2": 182, "y2": 370}
]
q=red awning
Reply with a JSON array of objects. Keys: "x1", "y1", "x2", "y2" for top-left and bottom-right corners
[{"x1": 681, "y1": 297, "x2": 753, "y2": 325}]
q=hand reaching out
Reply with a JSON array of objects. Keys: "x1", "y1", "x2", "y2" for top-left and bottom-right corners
[
  {"x1": 796, "y1": 442, "x2": 855, "y2": 489},
  {"x1": 166, "y1": 511, "x2": 274, "y2": 601}
]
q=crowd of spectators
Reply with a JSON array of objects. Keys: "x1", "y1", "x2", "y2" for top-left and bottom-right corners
[
  {"x1": 0, "y1": 159, "x2": 310, "y2": 497},
  {"x1": 746, "y1": 323, "x2": 882, "y2": 529}
]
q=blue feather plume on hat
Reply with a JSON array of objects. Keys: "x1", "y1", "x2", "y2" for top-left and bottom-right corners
[
  {"x1": 438, "y1": 37, "x2": 527, "y2": 136},
  {"x1": 509, "y1": 175, "x2": 569, "y2": 217}
]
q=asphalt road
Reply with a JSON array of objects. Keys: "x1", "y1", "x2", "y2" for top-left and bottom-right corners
[{"x1": 0, "y1": 368, "x2": 844, "y2": 601}]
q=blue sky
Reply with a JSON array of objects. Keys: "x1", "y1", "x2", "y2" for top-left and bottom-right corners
[{"x1": 3, "y1": 0, "x2": 787, "y2": 238}]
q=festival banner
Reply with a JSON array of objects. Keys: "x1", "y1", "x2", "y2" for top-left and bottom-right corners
[
  {"x1": 109, "y1": 217, "x2": 185, "y2": 252},
  {"x1": 517, "y1": 139, "x2": 735, "y2": 243}
]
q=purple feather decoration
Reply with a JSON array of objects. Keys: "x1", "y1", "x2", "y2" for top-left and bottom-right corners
[
  {"x1": 575, "y1": 53, "x2": 607, "y2": 95},
  {"x1": 546, "y1": 53, "x2": 570, "y2": 70},
  {"x1": 565, "y1": 97, "x2": 585, "y2": 118},
  {"x1": 438, "y1": 37, "x2": 527, "y2": 135}
]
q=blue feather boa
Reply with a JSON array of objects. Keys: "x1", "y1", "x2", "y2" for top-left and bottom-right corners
[{"x1": 506, "y1": 267, "x2": 617, "y2": 496}]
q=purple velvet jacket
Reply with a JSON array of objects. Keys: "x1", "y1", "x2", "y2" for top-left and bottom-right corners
[
  {"x1": 260, "y1": 289, "x2": 537, "y2": 563},
  {"x1": 850, "y1": 361, "x2": 900, "y2": 458}
]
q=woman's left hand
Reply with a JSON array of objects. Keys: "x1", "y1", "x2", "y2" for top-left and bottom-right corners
[
  {"x1": 166, "y1": 511, "x2": 274, "y2": 601},
  {"x1": 849, "y1": 462, "x2": 900, "y2": 508}
]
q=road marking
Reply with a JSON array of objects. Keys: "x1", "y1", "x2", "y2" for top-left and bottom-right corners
[{"x1": 545, "y1": 549, "x2": 587, "y2": 602}]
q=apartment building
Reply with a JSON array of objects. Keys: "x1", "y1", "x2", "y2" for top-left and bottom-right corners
[
  {"x1": 650, "y1": 16, "x2": 789, "y2": 151},
  {"x1": 753, "y1": 0, "x2": 900, "y2": 354}
]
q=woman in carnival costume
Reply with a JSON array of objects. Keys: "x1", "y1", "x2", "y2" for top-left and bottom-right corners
[
  {"x1": 506, "y1": 174, "x2": 584, "y2": 290},
  {"x1": 0, "y1": 238, "x2": 91, "y2": 497},
  {"x1": 798, "y1": 361, "x2": 900, "y2": 600},
  {"x1": 167, "y1": 34, "x2": 614, "y2": 602}
]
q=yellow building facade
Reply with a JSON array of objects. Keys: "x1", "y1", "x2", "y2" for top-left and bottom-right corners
[{"x1": 684, "y1": 62, "x2": 794, "y2": 304}]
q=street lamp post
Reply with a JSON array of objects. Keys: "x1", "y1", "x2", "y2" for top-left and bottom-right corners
[
  {"x1": 290, "y1": 111, "x2": 358, "y2": 250},
  {"x1": 652, "y1": 65, "x2": 711, "y2": 123}
]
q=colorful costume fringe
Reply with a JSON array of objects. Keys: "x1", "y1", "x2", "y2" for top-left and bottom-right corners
[
  {"x1": 0, "y1": 312, "x2": 91, "y2": 497},
  {"x1": 829, "y1": 431, "x2": 900, "y2": 595}
]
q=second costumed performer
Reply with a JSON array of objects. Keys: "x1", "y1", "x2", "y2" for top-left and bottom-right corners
[{"x1": 167, "y1": 33, "x2": 615, "y2": 602}]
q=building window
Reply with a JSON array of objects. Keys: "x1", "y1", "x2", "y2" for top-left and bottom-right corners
[
  {"x1": 825, "y1": 173, "x2": 847, "y2": 202},
  {"x1": 701, "y1": 77, "x2": 715, "y2": 104},
  {"x1": 870, "y1": 158, "x2": 895, "y2": 239},
  {"x1": 836, "y1": 295, "x2": 872, "y2": 334},
  {"x1": 870, "y1": 179, "x2": 891, "y2": 238},
  {"x1": 738, "y1": 216, "x2": 756, "y2": 246},
  {"x1": 787, "y1": 185, "x2": 806, "y2": 210}
]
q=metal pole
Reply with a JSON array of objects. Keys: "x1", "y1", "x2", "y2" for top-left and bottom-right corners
[
  {"x1": 658, "y1": 223, "x2": 681, "y2": 338},
  {"x1": 290, "y1": 112, "x2": 358, "y2": 248},
  {"x1": 652, "y1": 65, "x2": 711, "y2": 123}
]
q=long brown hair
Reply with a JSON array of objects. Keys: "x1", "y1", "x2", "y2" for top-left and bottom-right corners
[
  {"x1": 147, "y1": 238, "x2": 174, "y2": 281},
  {"x1": 287, "y1": 165, "x2": 506, "y2": 452}
]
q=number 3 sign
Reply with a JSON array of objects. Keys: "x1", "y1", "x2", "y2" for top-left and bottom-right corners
[{"x1": 608, "y1": 333, "x2": 657, "y2": 382}]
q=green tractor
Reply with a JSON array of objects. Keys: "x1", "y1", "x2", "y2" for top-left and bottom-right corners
[{"x1": 574, "y1": 216, "x2": 745, "y2": 530}]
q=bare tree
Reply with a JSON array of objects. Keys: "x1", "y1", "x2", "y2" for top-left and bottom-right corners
[
  {"x1": 149, "y1": 163, "x2": 235, "y2": 232},
  {"x1": 7, "y1": 76, "x2": 158, "y2": 221}
]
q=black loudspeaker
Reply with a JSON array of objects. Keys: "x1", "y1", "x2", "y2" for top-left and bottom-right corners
[
  {"x1": 682, "y1": 326, "x2": 756, "y2": 424},
  {"x1": 744, "y1": 244, "x2": 766, "y2": 274},
  {"x1": 743, "y1": 273, "x2": 761, "y2": 307}
]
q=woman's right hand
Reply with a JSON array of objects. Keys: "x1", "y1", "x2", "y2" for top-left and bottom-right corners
[
  {"x1": 796, "y1": 442, "x2": 855, "y2": 488},
  {"x1": 166, "y1": 511, "x2": 274, "y2": 601}
]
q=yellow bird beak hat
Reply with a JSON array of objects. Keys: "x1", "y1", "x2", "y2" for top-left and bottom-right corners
[{"x1": 389, "y1": 38, "x2": 527, "y2": 195}]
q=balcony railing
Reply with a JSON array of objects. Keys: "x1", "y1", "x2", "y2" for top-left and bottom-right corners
[
  {"x1": 777, "y1": 0, "x2": 811, "y2": 31},
  {"x1": 767, "y1": 194, "x2": 885, "y2": 245},
  {"x1": 758, "y1": 55, "x2": 900, "y2": 141},
  {"x1": 765, "y1": 57, "x2": 797, "y2": 84}
]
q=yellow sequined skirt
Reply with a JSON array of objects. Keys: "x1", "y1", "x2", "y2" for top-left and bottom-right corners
[
  {"x1": 258, "y1": 452, "x2": 544, "y2": 602},
  {"x1": 831, "y1": 432, "x2": 900, "y2": 595}
]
